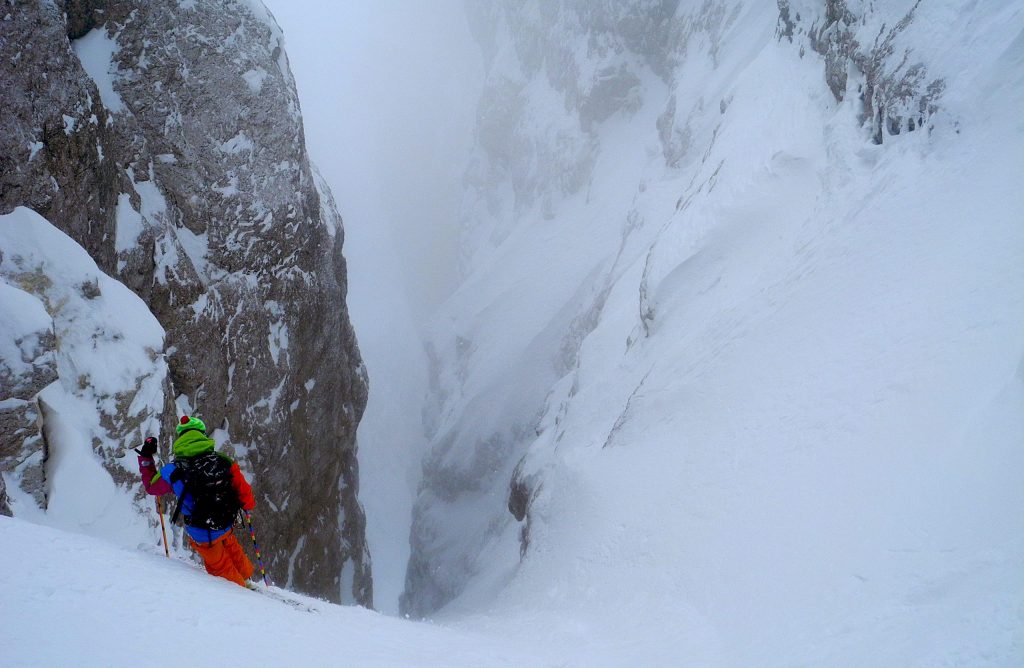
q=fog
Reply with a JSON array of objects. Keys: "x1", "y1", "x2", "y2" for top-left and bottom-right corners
[
  {"x1": 266, "y1": 1, "x2": 482, "y2": 316},
  {"x1": 262, "y1": 0, "x2": 484, "y2": 613}
]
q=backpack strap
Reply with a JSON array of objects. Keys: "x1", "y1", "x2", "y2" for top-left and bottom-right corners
[
  {"x1": 170, "y1": 480, "x2": 188, "y2": 526},
  {"x1": 168, "y1": 462, "x2": 189, "y2": 526}
]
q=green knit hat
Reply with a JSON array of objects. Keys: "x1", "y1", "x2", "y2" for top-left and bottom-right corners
[{"x1": 176, "y1": 415, "x2": 207, "y2": 435}]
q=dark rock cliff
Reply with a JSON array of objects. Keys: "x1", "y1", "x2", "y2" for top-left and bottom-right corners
[{"x1": 0, "y1": 0, "x2": 370, "y2": 604}]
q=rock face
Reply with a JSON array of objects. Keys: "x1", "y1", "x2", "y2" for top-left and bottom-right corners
[
  {"x1": 0, "y1": 474, "x2": 10, "y2": 517},
  {"x1": 0, "y1": 1, "x2": 369, "y2": 604}
]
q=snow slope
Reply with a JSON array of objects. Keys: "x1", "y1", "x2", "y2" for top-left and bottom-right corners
[
  {"x1": 405, "y1": 0, "x2": 1024, "y2": 664},
  {"x1": 0, "y1": 516, "x2": 548, "y2": 668}
]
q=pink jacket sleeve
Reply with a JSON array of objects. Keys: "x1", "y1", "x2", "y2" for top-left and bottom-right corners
[{"x1": 139, "y1": 456, "x2": 173, "y2": 496}]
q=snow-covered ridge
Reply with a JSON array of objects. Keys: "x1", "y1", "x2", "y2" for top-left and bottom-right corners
[{"x1": 405, "y1": 0, "x2": 1024, "y2": 663}]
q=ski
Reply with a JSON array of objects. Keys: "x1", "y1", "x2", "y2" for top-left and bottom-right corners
[{"x1": 249, "y1": 584, "x2": 321, "y2": 614}]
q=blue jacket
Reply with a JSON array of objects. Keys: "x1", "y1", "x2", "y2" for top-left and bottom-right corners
[{"x1": 160, "y1": 462, "x2": 232, "y2": 544}]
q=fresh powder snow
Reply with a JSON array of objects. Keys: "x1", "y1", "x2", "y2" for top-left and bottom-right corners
[{"x1": 0, "y1": 517, "x2": 548, "y2": 667}]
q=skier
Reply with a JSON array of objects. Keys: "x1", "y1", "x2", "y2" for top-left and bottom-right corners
[{"x1": 137, "y1": 415, "x2": 257, "y2": 588}]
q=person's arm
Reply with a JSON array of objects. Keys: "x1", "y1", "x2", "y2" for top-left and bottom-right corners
[
  {"x1": 137, "y1": 437, "x2": 173, "y2": 496},
  {"x1": 230, "y1": 462, "x2": 256, "y2": 510},
  {"x1": 139, "y1": 457, "x2": 173, "y2": 495}
]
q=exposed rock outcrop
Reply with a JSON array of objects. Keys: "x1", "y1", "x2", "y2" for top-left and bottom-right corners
[
  {"x1": 778, "y1": 0, "x2": 945, "y2": 144},
  {"x1": 0, "y1": 1, "x2": 369, "y2": 604},
  {"x1": 0, "y1": 473, "x2": 10, "y2": 517}
]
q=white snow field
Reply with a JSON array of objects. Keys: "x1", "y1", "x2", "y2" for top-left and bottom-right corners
[{"x1": 0, "y1": 517, "x2": 547, "y2": 668}]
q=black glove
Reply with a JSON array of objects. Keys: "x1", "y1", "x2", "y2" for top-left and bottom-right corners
[{"x1": 136, "y1": 436, "x2": 158, "y2": 457}]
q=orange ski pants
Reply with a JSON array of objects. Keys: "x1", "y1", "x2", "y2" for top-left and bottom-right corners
[{"x1": 189, "y1": 530, "x2": 254, "y2": 587}]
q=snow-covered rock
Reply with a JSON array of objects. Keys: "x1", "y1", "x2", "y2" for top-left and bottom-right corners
[
  {"x1": 0, "y1": 207, "x2": 166, "y2": 542},
  {"x1": 0, "y1": 1, "x2": 369, "y2": 604},
  {"x1": 404, "y1": 1, "x2": 1024, "y2": 663}
]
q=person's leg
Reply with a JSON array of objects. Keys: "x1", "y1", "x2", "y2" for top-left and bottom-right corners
[
  {"x1": 223, "y1": 531, "x2": 255, "y2": 582},
  {"x1": 190, "y1": 536, "x2": 246, "y2": 587}
]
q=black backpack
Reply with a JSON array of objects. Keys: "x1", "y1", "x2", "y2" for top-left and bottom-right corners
[{"x1": 170, "y1": 451, "x2": 241, "y2": 532}]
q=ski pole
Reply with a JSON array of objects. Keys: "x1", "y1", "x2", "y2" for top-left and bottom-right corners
[
  {"x1": 243, "y1": 510, "x2": 270, "y2": 586},
  {"x1": 156, "y1": 497, "x2": 170, "y2": 558}
]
